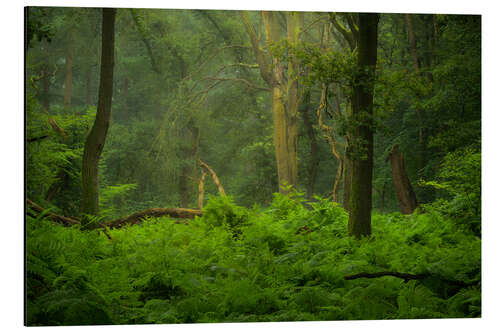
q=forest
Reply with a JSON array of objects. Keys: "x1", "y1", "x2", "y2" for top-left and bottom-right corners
[{"x1": 25, "y1": 6, "x2": 481, "y2": 326}]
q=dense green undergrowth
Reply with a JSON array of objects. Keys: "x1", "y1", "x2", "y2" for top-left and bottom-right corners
[{"x1": 26, "y1": 193, "x2": 481, "y2": 325}]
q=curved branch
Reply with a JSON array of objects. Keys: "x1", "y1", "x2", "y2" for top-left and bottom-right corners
[
  {"x1": 199, "y1": 159, "x2": 226, "y2": 196},
  {"x1": 240, "y1": 11, "x2": 273, "y2": 86},
  {"x1": 329, "y1": 13, "x2": 355, "y2": 51}
]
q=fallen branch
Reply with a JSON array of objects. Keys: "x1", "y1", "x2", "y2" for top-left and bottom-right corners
[
  {"x1": 27, "y1": 135, "x2": 49, "y2": 143},
  {"x1": 27, "y1": 199, "x2": 203, "y2": 231},
  {"x1": 106, "y1": 208, "x2": 203, "y2": 229},
  {"x1": 26, "y1": 199, "x2": 79, "y2": 227},
  {"x1": 344, "y1": 271, "x2": 427, "y2": 282},
  {"x1": 199, "y1": 159, "x2": 226, "y2": 196},
  {"x1": 344, "y1": 271, "x2": 478, "y2": 288}
]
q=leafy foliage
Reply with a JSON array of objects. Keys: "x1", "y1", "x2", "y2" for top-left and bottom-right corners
[{"x1": 26, "y1": 194, "x2": 480, "y2": 325}]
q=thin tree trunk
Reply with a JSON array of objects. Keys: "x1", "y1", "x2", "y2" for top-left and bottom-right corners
[
  {"x1": 284, "y1": 11, "x2": 302, "y2": 191},
  {"x1": 197, "y1": 171, "x2": 207, "y2": 209},
  {"x1": 405, "y1": 13, "x2": 425, "y2": 172},
  {"x1": 432, "y1": 14, "x2": 439, "y2": 66},
  {"x1": 317, "y1": 84, "x2": 344, "y2": 204},
  {"x1": 179, "y1": 122, "x2": 199, "y2": 207},
  {"x1": 405, "y1": 14, "x2": 419, "y2": 73},
  {"x1": 348, "y1": 13, "x2": 379, "y2": 238},
  {"x1": 388, "y1": 144, "x2": 418, "y2": 214},
  {"x1": 42, "y1": 64, "x2": 51, "y2": 111},
  {"x1": 81, "y1": 8, "x2": 116, "y2": 218},
  {"x1": 64, "y1": 28, "x2": 75, "y2": 108},
  {"x1": 300, "y1": 91, "x2": 319, "y2": 200}
]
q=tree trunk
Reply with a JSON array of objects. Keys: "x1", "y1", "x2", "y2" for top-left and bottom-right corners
[
  {"x1": 64, "y1": 28, "x2": 75, "y2": 108},
  {"x1": 348, "y1": 13, "x2": 379, "y2": 238},
  {"x1": 81, "y1": 8, "x2": 116, "y2": 218},
  {"x1": 86, "y1": 67, "x2": 93, "y2": 105},
  {"x1": 405, "y1": 14, "x2": 425, "y2": 172},
  {"x1": 388, "y1": 144, "x2": 418, "y2": 214},
  {"x1": 343, "y1": 146, "x2": 352, "y2": 212},
  {"x1": 41, "y1": 64, "x2": 51, "y2": 111},
  {"x1": 300, "y1": 91, "x2": 319, "y2": 200},
  {"x1": 262, "y1": 11, "x2": 300, "y2": 193},
  {"x1": 243, "y1": 11, "x2": 301, "y2": 194},
  {"x1": 179, "y1": 121, "x2": 199, "y2": 207},
  {"x1": 405, "y1": 14, "x2": 419, "y2": 72},
  {"x1": 197, "y1": 171, "x2": 207, "y2": 209}
]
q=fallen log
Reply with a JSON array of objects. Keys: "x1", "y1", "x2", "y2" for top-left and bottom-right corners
[
  {"x1": 106, "y1": 207, "x2": 203, "y2": 229},
  {"x1": 27, "y1": 199, "x2": 203, "y2": 230},
  {"x1": 344, "y1": 271, "x2": 477, "y2": 288},
  {"x1": 26, "y1": 199, "x2": 80, "y2": 226},
  {"x1": 344, "y1": 271, "x2": 427, "y2": 282}
]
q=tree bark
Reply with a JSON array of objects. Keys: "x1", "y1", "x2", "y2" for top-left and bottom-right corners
[
  {"x1": 388, "y1": 144, "x2": 418, "y2": 214},
  {"x1": 107, "y1": 208, "x2": 202, "y2": 229},
  {"x1": 41, "y1": 63, "x2": 51, "y2": 111},
  {"x1": 81, "y1": 8, "x2": 116, "y2": 218},
  {"x1": 197, "y1": 171, "x2": 207, "y2": 209},
  {"x1": 405, "y1": 14, "x2": 419, "y2": 73},
  {"x1": 405, "y1": 14, "x2": 425, "y2": 172},
  {"x1": 243, "y1": 11, "x2": 301, "y2": 194},
  {"x1": 263, "y1": 11, "x2": 297, "y2": 193},
  {"x1": 199, "y1": 160, "x2": 226, "y2": 196},
  {"x1": 63, "y1": 28, "x2": 75, "y2": 108},
  {"x1": 299, "y1": 91, "x2": 319, "y2": 200},
  {"x1": 348, "y1": 13, "x2": 379, "y2": 238},
  {"x1": 27, "y1": 199, "x2": 79, "y2": 226},
  {"x1": 317, "y1": 84, "x2": 344, "y2": 203},
  {"x1": 343, "y1": 146, "x2": 352, "y2": 212},
  {"x1": 27, "y1": 199, "x2": 202, "y2": 230}
]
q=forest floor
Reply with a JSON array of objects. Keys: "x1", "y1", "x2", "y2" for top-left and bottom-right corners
[{"x1": 26, "y1": 194, "x2": 481, "y2": 325}]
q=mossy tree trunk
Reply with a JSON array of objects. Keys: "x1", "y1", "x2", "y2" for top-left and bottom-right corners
[
  {"x1": 348, "y1": 13, "x2": 379, "y2": 238},
  {"x1": 300, "y1": 91, "x2": 319, "y2": 200},
  {"x1": 388, "y1": 144, "x2": 418, "y2": 214},
  {"x1": 242, "y1": 11, "x2": 302, "y2": 194},
  {"x1": 81, "y1": 8, "x2": 116, "y2": 218}
]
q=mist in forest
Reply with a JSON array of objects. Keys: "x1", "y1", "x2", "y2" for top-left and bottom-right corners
[{"x1": 25, "y1": 7, "x2": 481, "y2": 326}]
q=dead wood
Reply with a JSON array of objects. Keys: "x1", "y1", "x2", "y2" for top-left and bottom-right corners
[
  {"x1": 387, "y1": 144, "x2": 418, "y2": 214},
  {"x1": 27, "y1": 199, "x2": 202, "y2": 232},
  {"x1": 26, "y1": 199, "x2": 80, "y2": 226},
  {"x1": 106, "y1": 207, "x2": 203, "y2": 229},
  {"x1": 199, "y1": 159, "x2": 226, "y2": 196}
]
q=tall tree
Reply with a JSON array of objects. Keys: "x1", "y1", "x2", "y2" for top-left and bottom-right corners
[
  {"x1": 329, "y1": 13, "x2": 358, "y2": 211},
  {"x1": 81, "y1": 8, "x2": 116, "y2": 218},
  {"x1": 347, "y1": 13, "x2": 379, "y2": 238},
  {"x1": 241, "y1": 11, "x2": 303, "y2": 193},
  {"x1": 63, "y1": 28, "x2": 75, "y2": 108}
]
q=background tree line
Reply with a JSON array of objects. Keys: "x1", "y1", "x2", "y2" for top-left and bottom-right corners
[{"x1": 26, "y1": 7, "x2": 480, "y2": 237}]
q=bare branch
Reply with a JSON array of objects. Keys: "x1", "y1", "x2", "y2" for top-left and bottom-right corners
[{"x1": 240, "y1": 11, "x2": 273, "y2": 86}]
